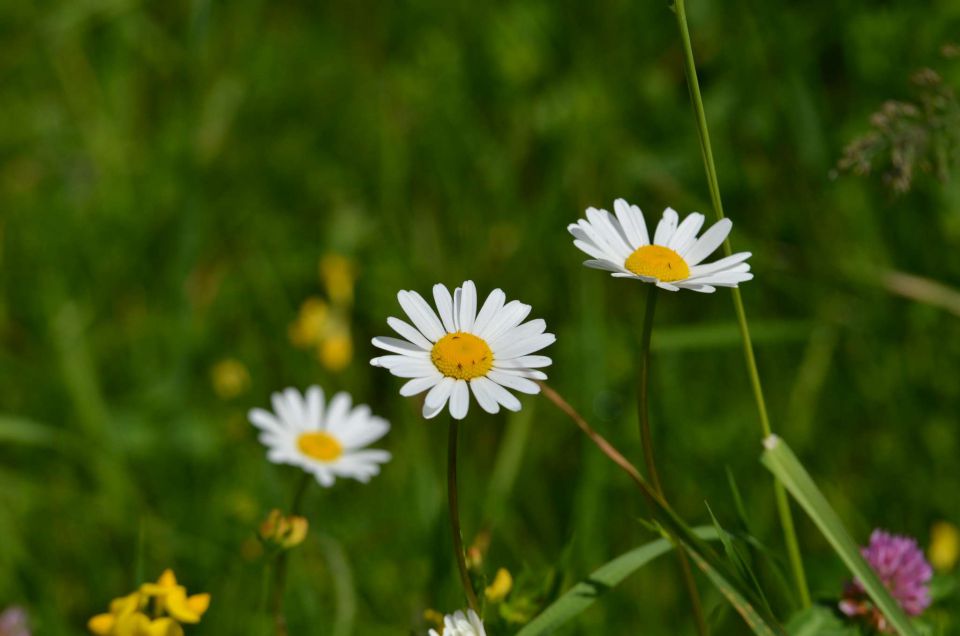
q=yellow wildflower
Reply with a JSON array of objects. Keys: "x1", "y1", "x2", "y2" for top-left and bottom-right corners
[
  {"x1": 88, "y1": 584, "x2": 198, "y2": 636},
  {"x1": 258, "y1": 509, "x2": 309, "y2": 550},
  {"x1": 210, "y1": 358, "x2": 250, "y2": 399},
  {"x1": 288, "y1": 297, "x2": 329, "y2": 348},
  {"x1": 929, "y1": 521, "x2": 960, "y2": 571},
  {"x1": 423, "y1": 608, "x2": 445, "y2": 632},
  {"x1": 319, "y1": 253, "x2": 356, "y2": 306},
  {"x1": 319, "y1": 329, "x2": 353, "y2": 372},
  {"x1": 139, "y1": 570, "x2": 210, "y2": 625},
  {"x1": 485, "y1": 568, "x2": 513, "y2": 603}
]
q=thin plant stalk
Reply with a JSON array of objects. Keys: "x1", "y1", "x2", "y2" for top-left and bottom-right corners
[
  {"x1": 271, "y1": 472, "x2": 312, "y2": 635},
  {"x1": 448, "y1": 418, "x2": 480, "y2": 612},
  {"x1": 540, "y1": 383, "x2": 785, "y2": 634},
  {"x1": 672, "y1": 0, "x2": 811, "y2": 608},
  {"x1": 636, "y1": 286, "x2": 708, "y2": 636}
]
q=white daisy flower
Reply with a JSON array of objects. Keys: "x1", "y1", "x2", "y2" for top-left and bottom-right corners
[
  {"x1": 569, "y1": 198, "x2": 753, "y2": 292},
  {"x1": 370, "y1": 281, "x2": 555, "y2": 420},
  {"x1": 248, "y1": 386, "x2": 391, "y2": 487},
  {"x1": 428, "y1": 609, "x2": 486, "y2": 636}
]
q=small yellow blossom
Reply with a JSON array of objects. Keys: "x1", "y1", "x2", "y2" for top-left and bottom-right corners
[
  {"x1": 319, "y1": 253, "x2": 356, "y2": 306},
  {"x1": 319, "y1": 330, "x2": 353, "y2": 371},
  {"x1": 929, "y1": 521, "x2": 960, "y2": 571},
  {"x1": 210, "y1": 358, "x2": 250, "y2": 399},
  {"x1": 485, "y1": 568, "x2": 513, "y2": 603},
  {"x1": 423, "y1": 608, "x2": 445, "y2": 632},
  {"x1": 288, "y1": 297, "x2": 330, "y2": 348},
  {"x1": 258, "y1": 509, "x2": 309, "y2": 550},
  {"x1": 139, "y1": 570, "x2": 210, "y2": 624},
  {"x1": 89, "y1": 570, "x2": 209, "y2": 636}
]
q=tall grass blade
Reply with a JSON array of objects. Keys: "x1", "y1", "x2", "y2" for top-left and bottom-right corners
[
  {"x1": 761, "y1": 435, "x2": 920, "y2": 636},
  {"x1": 516, "y1": 527, "x2": 719, "y2": 636}
]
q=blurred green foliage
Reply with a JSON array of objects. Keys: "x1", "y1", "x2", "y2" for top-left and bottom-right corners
[{"x1": 1, "y1": 0, "x2": 960, "y2": 634}]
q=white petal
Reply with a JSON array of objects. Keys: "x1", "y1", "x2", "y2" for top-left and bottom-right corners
[
  {"x1": 449, "y1": 380, "x2": 470, "y2": 420},
  {"x1": 494, "y1": 355, "x2": 552, "y2": 369},
  {"x1": 324, "y1": 392, "x2": 352, "y2": 429},
  {"x1": 472, "y1": 288, "x2": 505, "y2": 335},
  {"x1": 688, "y1": 252, "x2": 751, "y2": 278},
  {"x1": 490, "y1": 318, "x2": 545, "y2": 349},
  {"x1": 338, "y1": 418, "x2": 390, "y2": 449},
  {"x1": 400, "y1": 373, "x2": 442, "y2": 396},
  {"x1": 673, "y1": 283, "x2": 716, "y2": 293},
  {"x1": 683, "y1": 218, "x2": 732, "y2": 265},
  {"x1": 432, "y1": 284, "x2": 456, "y2": 333},
  {"x1": 685, "y1": 271, "x2": 753, "y2": 287},
  {"x1": 458, "y1": 281, "x2": 477, "y2": 333},
  {"x1": 580, "y1": 215, "x2": 628, "y2": 262},
  {"x1": 586, "y1": 207, "x2": 633, "y2": 259},
  {"x1": 653, "y1": 207, "x2": 679, "y2": 245},
  {"x1": 312, "y1": 468, "x2": 335, "y2": 487},
  {"x1": 573, "y1": 238, "x2": 614, "y2": 261},
  {"x1": 388, "y1": 360, "x2": 441, "y2": 378},
  {"x1": 494, "y1": 333, "x2": 556, "y2": 359},
  {"x1": 369, "y1": 354, "x2": 427, "y2": 369},
  {"x1": 305, "y1": 385, "x2": 324, "y2": 429},
  {"x1": 249, "y1": 408, "x2": 284, "y2": 435},
  {"x1": 668, "y1": 212, "x2": 705, "y2": 254},
  {"x1": 423, "y1": 400, "x2": 446, "y2": 419},
  {"x1": 470, "y1": 377, "x2": 500, "y2": 414},
  {"x1": 386, "y1": 316, "x2": 434, "y2": 351},
  {"x1": 487, "y1": 369, "x2": 540, "y2": 394},
  {"x1": 271, "y1": 391, "x2": 296, "y2": 427},
  {"x1": 656, "y1": 281, "x2": 680, "y2": 291},
  {"x1": 425, "y1": 377, "x2": 456, "y2": 409},
  {"x1": 452, "y1": 286, "x2": 462, "y2": 331},
  {"x1": 613, "y1": 198, "x2": 647, "y2": 248},
  {"x1": 492, "y1": 366, "x2": 548, "y2": 380},
  {"x1": 371, "y1": 336, "x2": 429, "y2": 357},
  {"x1": 484, "y1": 381, "x2": 522, "y2": 412},
  {"x1": 397, "y1": 290, "x2": 445, "y2": 342},
  {"x1": 479, "y1": 301, "x2": 531, "y2": 341},
  {"x1": 583, "y1": 258, "x2": 629, "y2": 273}
]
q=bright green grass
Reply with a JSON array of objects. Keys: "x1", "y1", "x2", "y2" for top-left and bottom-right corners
[{"x1": 1, "y1": 0, "x2": 959, "y2": 634}]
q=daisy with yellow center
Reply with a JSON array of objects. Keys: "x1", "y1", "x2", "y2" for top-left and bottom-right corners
[
  {"x1": 569, "y1": 199, "x2": 753, "y2": 292},
  {"x1": 248, "y1": 386, "x2": 391, "y2": 487},
  {"x1": 370, "y1": 281, "x2": 555, "y2": 420}
]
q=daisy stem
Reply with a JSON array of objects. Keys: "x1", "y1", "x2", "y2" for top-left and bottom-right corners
[
  {"x1": 672, "y1": 0, "x2": 811, "y2": 608},
  {"x1": 637, "y1": 285, "x2": 662, "y2": 494},
  {"x1": 448, "y1": 418, "x2": 480, "y2": 613},
  {"x1": 271, "y1": 472, "x2": 313, "y2": 635},
  {"x1": 636, "y1": 286, "x2": 708, "y2": 636}
]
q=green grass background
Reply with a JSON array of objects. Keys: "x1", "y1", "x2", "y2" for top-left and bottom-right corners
[{"x1": 1, "y1": 0, "x2": 959, "y2": 634}]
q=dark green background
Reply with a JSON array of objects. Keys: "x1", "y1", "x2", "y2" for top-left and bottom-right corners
[{"x1": 1, "y1": 0, "x2": 959, "y2": 633}]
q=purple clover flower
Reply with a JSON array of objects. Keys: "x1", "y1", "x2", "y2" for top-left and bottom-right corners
[
  {"x1": 0, "y1": 607, "x2": 29, "y2": 636},
  {"x1": 839, "y1": 529, "x2": 933, "y2": 633}
]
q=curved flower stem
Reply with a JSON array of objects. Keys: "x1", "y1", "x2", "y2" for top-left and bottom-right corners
[
  {"x1": 672, "y1": 0, "x2": 810, "y2": 608},
  {"x1": 539, "y1": 382, "x2": 657, "y2": 504},
  {"x1": 636, "y1": 286, "x2": 708, "y2": 636},
  {"x1": 271, "y1": 472, "x2": 312, "y2": 635},
  {"x1": 448, "y1": 418, "x2": 480, "y2": 613}
]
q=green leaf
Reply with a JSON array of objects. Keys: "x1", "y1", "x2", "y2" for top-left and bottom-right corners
[
  {"x1": 515, "y1": 527, "x2": 719, "y2": 636},
  {"x1": 683, "y1": 546, "x2": 784, "y2": 636},
  {"x1": 761, "y1": 435, "x2": 921, "y2": 636},
  {"x1": 786, "y1": 606, "x2": 857, "y2": 636},
  {"x1": 705, "y1": 502, "x2": 772, "y2": 615},
  {"x1": 0, "y1": 415, "x2": 61, "y2": 447}
]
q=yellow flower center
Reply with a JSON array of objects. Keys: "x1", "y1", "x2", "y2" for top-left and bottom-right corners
[
  {"x1": 297, "y1": 431, "x2": 343, "y2": 462},
  {"x1": 624, "y1": 245, "x2": 690, "y2": 282},
  {"x1": 431, "y1": 332, "x2": 493, "y2": 380}
]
